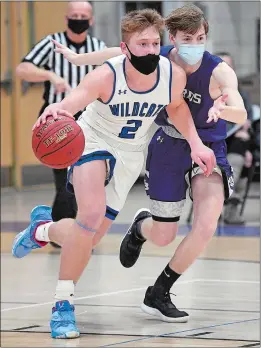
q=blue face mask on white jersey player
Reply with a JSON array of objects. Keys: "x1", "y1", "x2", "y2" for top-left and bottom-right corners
[{"x1": 177, "y1": 43, "x2": 205, "y2": 65}]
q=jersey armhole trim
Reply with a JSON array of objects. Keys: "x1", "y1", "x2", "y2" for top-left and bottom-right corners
[
  {"x1": 99, "y1": 61, "x2": 116, "y2": 105},
  {"x1": 169, "y1": 60, "x2": 172, "y2": 104}
]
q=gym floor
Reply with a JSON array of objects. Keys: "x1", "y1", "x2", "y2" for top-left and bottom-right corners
[{"x1": 1, "y1": 181, "x2": 260, "y2": 347}]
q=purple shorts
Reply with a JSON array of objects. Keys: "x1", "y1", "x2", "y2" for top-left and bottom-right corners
[{"x1": 145, "y1": 128, "x2": 234, "y2": 222}]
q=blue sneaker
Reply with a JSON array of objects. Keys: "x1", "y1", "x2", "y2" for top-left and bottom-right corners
[
  {"x1": 50, "y1": 300, "x2": 80, "y2": 339},
  {"x1": 12, "y1": 205, "x2": 52, "y2": 258}
]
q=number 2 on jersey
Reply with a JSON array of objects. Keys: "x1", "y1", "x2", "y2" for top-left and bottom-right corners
[{"x1": 119, "y1": 120, "x2": 142, "y2": 139}]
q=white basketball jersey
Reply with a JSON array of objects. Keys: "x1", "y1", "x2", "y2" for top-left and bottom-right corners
[{"x1": 79, "y1": 55, "x2": 172, "y2": 148}]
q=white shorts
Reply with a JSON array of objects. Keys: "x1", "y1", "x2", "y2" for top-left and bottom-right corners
[{"x1": 67, "y1": 122, "x2": 144, "y2": 220}]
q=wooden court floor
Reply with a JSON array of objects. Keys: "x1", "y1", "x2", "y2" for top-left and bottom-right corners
[{"x1": 1, "y1": 232, "x2": 260, "y2": 347}]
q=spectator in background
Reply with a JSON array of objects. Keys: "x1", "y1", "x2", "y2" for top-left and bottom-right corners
[
  {"x1": 16, "y1": 1, "x2": 106, "y2": 245},
  {"x1": 216, "y1": 52, "x2": 255, "y2": 224}
]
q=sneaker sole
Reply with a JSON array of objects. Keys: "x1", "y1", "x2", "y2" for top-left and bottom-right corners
[
  {"x1": 12, "y1": 230, "x2": 30, "y2": 258},
  {"x1": 52, "y1": 331, "x2": 80, "y2": 339},
  {"x1": 119, "y1": 208, "x2": 150, "y2": 268},
  {"x1": 141, "y1": 303, "x2": 189, "y2": 323}
]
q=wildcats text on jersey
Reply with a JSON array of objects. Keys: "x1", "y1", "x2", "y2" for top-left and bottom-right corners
[
  {"x1": 109, "y1": 102, "x2": 166, "y2": 118},
  {"x1": 80, "y1": 55, "x2": 172, "y2": 146}
]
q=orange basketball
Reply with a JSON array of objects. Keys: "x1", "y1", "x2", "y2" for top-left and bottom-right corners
[{"x1": 32, "y1": 115, "x2": 85, "y2": 169}]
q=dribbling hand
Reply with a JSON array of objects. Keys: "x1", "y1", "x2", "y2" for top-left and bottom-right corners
[{"x1": 32, "y1": 103, "x2": 73, "y2": 130}]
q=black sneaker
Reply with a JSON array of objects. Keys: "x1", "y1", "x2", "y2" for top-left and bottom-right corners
[
  {"x1": 141, "y1": 286, "x2": 189, "y2": 323},
  {"x1": 119, "y1": 209, "x2": 151, "y2": 268}
]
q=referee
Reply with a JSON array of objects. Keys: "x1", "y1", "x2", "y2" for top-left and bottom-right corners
[{"x1": 16, "y1": 1, "x2": 106, "y2": 243}]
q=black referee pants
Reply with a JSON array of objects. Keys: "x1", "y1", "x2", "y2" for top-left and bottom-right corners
[
  {"x1": 51, "y1": 168, "x2": 77, "y2": 221},
  {"x1": 39, "y1": 102, "x2": 80, "y2": 222}
]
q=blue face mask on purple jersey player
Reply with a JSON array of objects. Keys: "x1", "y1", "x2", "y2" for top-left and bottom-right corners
[{"x1": 177, "y1": 43, "x2": 205, "y2": 65}]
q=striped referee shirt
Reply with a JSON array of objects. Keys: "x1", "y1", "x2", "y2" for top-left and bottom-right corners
[{"x1": 22, "y1": 31, "x2": 106, "y2": 104}]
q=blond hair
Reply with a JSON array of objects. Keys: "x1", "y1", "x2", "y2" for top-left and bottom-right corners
[{"x1": 121, "y1": 9, "x2": 165, "y2": 42}]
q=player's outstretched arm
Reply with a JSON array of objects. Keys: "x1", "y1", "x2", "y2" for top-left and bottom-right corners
[
  {"x1": 52, "y1": 39, "x2": 121, "y2": 66},
  {"x1": 208, "y1": 62, "x2": 247, "y2": 124},
  {"x1": 166, "y1": 63, "x2": 216, "y2": 176},
  {"x1": 33, "y1": 64, "x2": 114, "y2": 129}
]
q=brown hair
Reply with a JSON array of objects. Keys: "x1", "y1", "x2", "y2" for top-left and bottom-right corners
[
  {"x1": 121, "y1": 9, "x2": 165, "y2": 42},
  {"x1": 165, "y1": 4, "x2": 209, "y2": 36}
]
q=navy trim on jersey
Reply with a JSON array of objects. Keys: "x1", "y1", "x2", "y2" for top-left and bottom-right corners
[
  {"x1": 169, "y1": 59, "x2": 172, "y2": 103},
  {"x1": 122, "y1": 57, "x2": 160, "y2": 94},
  {"x1": 105, "y1": 205, "x2": 119, "y2": 220},
  {"x1": 66, "y1": 151, "x2": 116, "y2": 193},
  {"x1": 160, "y1": 45, "x2": 174, "y2": 58},
  {"x1": 99, "y1": 61, "x2": 116, "y2": 104}
]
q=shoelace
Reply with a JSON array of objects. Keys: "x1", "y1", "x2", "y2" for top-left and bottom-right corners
[
  {"x1": 53, "y1": 309, "x2": 75, "y2": 323},
  {"x1": 163, "y1": 292, "x2": 176, "y2": 304}
]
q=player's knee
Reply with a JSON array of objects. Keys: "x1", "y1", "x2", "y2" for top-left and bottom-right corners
[
  {"x1": 77, "y1": 201, "x2": 106, "y2": 231},
  {"x1": 196, "y1": 219, "x2": 217, "y2": 241},
  {"x1": 155, "y1": 235, "x2": 174, "y2": 247},
  {"x1": 152, "y1": 222, "x2": 178, "y2": 247}
]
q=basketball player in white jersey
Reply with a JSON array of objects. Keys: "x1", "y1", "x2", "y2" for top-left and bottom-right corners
[{"x1": 12, "y1": 9, "x2": 215, "y2": 339}]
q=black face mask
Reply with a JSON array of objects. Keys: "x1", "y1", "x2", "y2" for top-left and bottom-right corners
[
  {"x1": 68, "y1": 18, "x2": 89, "y2": 34},
  {"x1": 126, "y1": 44, "x2": 160, "y2": 75}
]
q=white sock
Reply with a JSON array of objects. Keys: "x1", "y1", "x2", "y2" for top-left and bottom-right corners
[
  {"x1": 54, "y1": 280, "x2": 75, "y2": 305},
  {"x1": 35, "y1": 222, "x2": 53, "y2": 242}
]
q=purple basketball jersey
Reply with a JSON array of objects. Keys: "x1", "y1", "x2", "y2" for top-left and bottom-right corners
[{"x1": 157, "y1": 46, "x2": 226, "y2": 142}]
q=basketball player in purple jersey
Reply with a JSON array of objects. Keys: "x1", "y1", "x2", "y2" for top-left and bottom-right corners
[{"x1": 119, "y1": 4, "x2": 247, "y2": 322}]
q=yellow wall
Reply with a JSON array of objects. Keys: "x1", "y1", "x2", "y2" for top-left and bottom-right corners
[
  {"x1": 1, "y1": 2, "x2": 8, "y2": 80},
  {"x1": 1, "y1": 2, "x2": 13, "y2": 167},
  {"x1": 34, "y1": 2, "x2": 68, "y2": 41},
  {"x1": 17, "y1": 2, "x2": 69, "y2": 166},
  {"x1": 19, "y1": 86, "x2": 44, "y2": 165},
  {"x1": 1, "y1": 89, "x2": 13, "y2": 167},
  {"x1": 1, "y1": 2, "x2": 70, "y2": 182}
]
